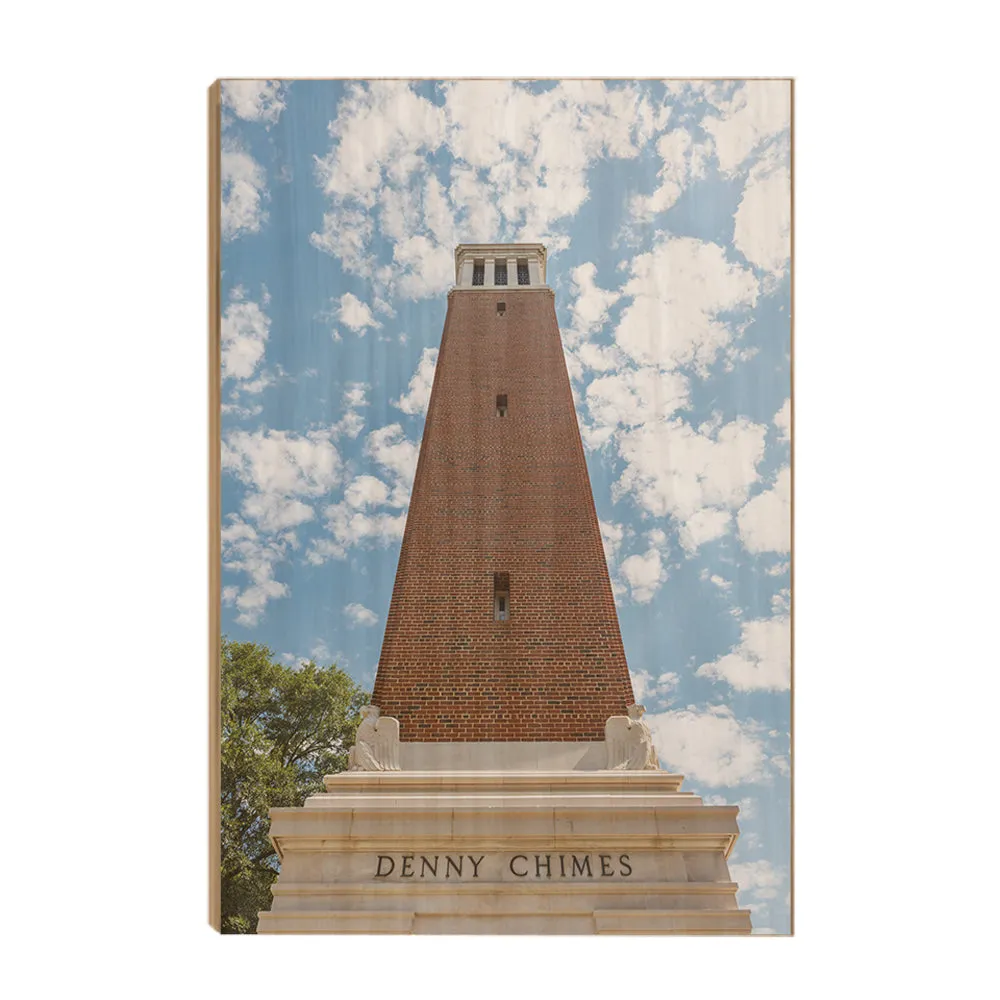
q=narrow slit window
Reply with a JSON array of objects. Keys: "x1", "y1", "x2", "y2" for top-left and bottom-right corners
[
  {"x1": 496, "y1": 393, "x2": 508, "y2": 417},
  {"x1": 517, "y1": 260, "x2": 530, "y2": 285},
  {"x1": 494, "y1": 572, "x2": 510, "y2": 621},
  {"x1": 494, "y1": 261, "x2": 508, "y2": 285},
  {"x1": 496, "y1": 301, "x2": 506, "y2": 315},
  {"x1": 472, "y1": 260, "x2": 485, "y2": 286}
]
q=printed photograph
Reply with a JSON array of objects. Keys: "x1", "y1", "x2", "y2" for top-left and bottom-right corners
[{"x1": 213, "y1": 78, "x2": 792, "y2": 935}]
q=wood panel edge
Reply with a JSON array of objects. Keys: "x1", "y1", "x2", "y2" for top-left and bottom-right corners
[{"x1": 208, "y1": 79, "x2": 222, "y2": 934}]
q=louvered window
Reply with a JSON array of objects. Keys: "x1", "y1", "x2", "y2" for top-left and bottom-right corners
[{"x1": 494, "y1": 572, "x2": 510, "y2": 621}]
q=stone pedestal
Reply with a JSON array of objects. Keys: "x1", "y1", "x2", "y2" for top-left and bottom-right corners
[{"x1": 259, "y1": 767, "x2": 750, "y2": 934}]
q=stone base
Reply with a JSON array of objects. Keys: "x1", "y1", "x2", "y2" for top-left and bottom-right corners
[{"x1": 258, "y1": 770, "x2": 751, "y2": 935}]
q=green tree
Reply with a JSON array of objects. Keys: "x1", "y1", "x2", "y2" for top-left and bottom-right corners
[{"x1": 220, "y1": 637, "x2": 368, "y2": 933}]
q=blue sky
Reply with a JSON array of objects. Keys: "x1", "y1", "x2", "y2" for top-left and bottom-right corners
[{"x1": 219, "y1": 78, "x2": 791, "y2": 933}]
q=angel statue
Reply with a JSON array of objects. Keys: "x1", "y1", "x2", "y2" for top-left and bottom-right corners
[
  {"x1": 347, "y1": 705, "x2": 401, "y2": 772},
  {"x1": 604, "y1": 703, "x2": 660, "y2": 771}
]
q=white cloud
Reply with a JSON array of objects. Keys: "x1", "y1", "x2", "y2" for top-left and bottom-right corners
[
  {"x1": 394, "y1": 347, "x2": 438, "y2": 416},
  {"x1": 421, "y1": 174, "x2": 459, "y2": 247},
  {"x1": 220, "y1": 516, "x2": 290, "y2": 626},
  {"x1": 774, "y1": 398, "x2": 791, "y2": 443},
  {"x1": 614, "y1": 416, "x2": 768, "y2": 551},
  {"x1": 310, "y1": 80, "x2": 663, "y2": 303},
  {"x1": 307, "y1": 504, "x2": 407, "y2": 564},
  {"x1": 318, "y1": 81, "x2": 448, "y2": 207},
  {"x1": 344, "y1": 602, "x2": 378, "y2": 627},
  {"x1": 344, "y1": 475, "x2": 391, "y2": 508},
  {"x1": 574, "y1": 341, "x2": 627, "y2": 375},
  {"x1": 223, "y1": 427, "x2": 342, "y2": 501},
  {"x1": 737, "y1": 466, "x2": 791, "y2": 554},
  {"x1": 584, "y1": 367, "x2": 690, "y2": 437},
  {"x1": 734, "y1": 142, "x2": 791, "y2": 280},
  {"x1": 332, "y1": 411, "x2": 363, "y2": 440},
  {"x1": 599, "y1": 520, "x2": 625, "y2": 567},
  {"x1": 337, "y1": 292, "x2": 380, "y2": 333},
  {"x1": 365, "y1": 423, "x2": 419, "y2": 489},
  {"x1": 240, "y1": 372, "x2": 274, "y2": 395},
  {"x1": 771, "y1": 587, "x2": 790, "y2": 614},
  {"x1": 309, "y1": 81, "x2": 449, "y2": 292},
  {"x1": 310, "y1": 206, "x2": 374, "y2": 276},
  {"x1": 630, "y1": 669, "x2": 680, "y2": 708},
  {"x1": 221, "y1": 291, "x2": 270, "y2": 380},
  {"x1": 572, "y1": 239, "x2": 763, "y2": 551},
  {"x1": 615, "y1": 236, "x2": 758, "y2": 374},
  {"x1": 629, "y1": 127, "x2": 710, "y2": 222},
  {"x1": 729, "y1": 859, "x2": 787, "y2": 901},
  {"x1": 332, "y1": 383, "x2": 369, "y2": 440},
  {"x1": 697, "y1": 614, "x2": 791, "y2": 692},
  {"x1": 701, "y1": 80, "x2": 791, "y2": 175},
  {"x1": 565, "y1": 262, "x2": 621, "y2": 346},
  {"x1": 443, "y1": 79, "x2": 647, "y2": 240},
  {"x1": 309, "y1": 640, "x2": 348, "y2": 667},
  {"x1": 702, "y1": 571, "x2": 733, "y2": 591},
  {"x1": 646, "y1": 704, "x2": 769, "y2": 786},
  {"x1": 239, "y1": 492, "x2": 314, "y2": 533},
  {"x1": 220, "y1": 402, "x2": 263, "y2": 419},
  {"x1": 578, "y1": 419, "x2": 614, "y2": 452},
  {"x1": 221, "y1": 80, "x2": 286, "y2": 125},
  {"x1": 620, "y1": 546, "x2": 666, "y2": 603},
  {"x1": 304, "y1": 423, "x2": 419, "y2": 566},
  {"x1": 221, "y1": 140, "x2": 267, "y2": 241},
  {"x1": 219, "y1": 425, "x2": 348, "y2": 617},
  {"x1": 396, "y1": 235, "x2": 456, "y2": 300},
  {"x1": 677, "y1": 507, "x2": 733, "y2": 554},
  {"x1": 448, "y1": 164, "x2": 500, "y2": 242}
]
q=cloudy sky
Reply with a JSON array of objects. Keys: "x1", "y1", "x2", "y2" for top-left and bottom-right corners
[{"x1": 219, "y1": 78, "x2": 791, "y2": 933}]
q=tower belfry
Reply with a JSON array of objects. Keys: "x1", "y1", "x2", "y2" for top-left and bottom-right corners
[{"x1": 259, "y1": 244, "x2": 751, "y2": 935}]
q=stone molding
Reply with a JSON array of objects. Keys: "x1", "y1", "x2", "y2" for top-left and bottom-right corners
[
  {"x1": 321, "y1": 770, "x2": 686, "y2": 794},
  {"x1": 271, "y1": 881, "x2": 740, "y2": 896},
  {"x1": 450, "y1": 284, "x2": 552, "y2": 292}
]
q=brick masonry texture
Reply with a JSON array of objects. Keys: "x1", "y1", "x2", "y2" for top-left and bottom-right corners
[{"x1": 371, "y1": 288, "x2": 635, "y2": 741}]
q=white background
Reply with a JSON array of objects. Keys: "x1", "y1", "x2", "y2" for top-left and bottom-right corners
[{"x1": 3, "y1": 2, "x2": 996, "y2": 996}]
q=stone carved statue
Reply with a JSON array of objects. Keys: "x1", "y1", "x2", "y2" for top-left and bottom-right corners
[
  {"x1": 347, "y1": 705, "x2": 401, "y2": 772},
  {"x1": 604, "y1": 704, "x2": 660, "y2": 771}
]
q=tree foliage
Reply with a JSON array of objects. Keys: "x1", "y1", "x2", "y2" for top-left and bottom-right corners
[{"x1": 220, "y1": 638, "x2": 368, "y2": 933}]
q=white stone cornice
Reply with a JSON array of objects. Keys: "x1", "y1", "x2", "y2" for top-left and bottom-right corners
[{"x1": 320, "y1": 769, "x2": 688, "y2": 793}]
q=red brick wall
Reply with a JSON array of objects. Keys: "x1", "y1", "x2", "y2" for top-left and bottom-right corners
[{"x1": 372, "y1": 288, "x2": 634, "y2": 741}]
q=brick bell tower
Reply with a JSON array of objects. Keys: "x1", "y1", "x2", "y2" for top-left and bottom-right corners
[
  {"x1": 372, "y1": 244, "x2": 634, "y2": 743},
  {"x1": 259, "y1": 244, "x2": 751, "y2": 935}
]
